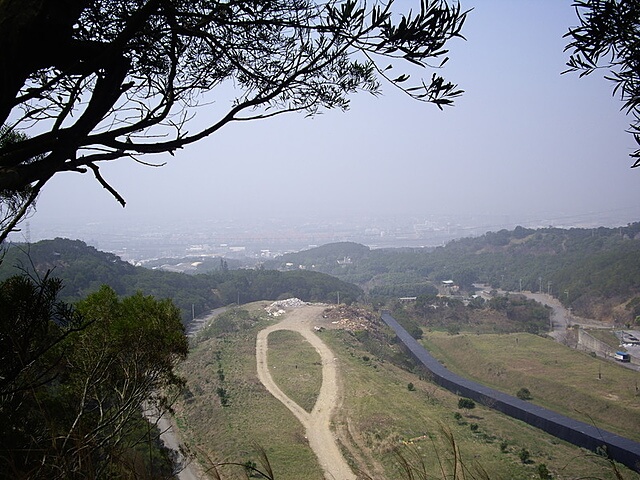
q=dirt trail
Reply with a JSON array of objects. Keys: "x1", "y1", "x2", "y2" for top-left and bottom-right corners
[{"x1": 256, "y1": 305, "x2": 356, "y2": 480}]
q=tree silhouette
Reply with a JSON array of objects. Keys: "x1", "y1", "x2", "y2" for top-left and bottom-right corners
[{"x1": 0, "y1": 0, "x2": 467, "y2": 242}]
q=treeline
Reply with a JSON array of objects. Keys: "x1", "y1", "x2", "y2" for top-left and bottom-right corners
[
  {"x1": 0, "y1": 239, "x2": 362, "y2": 321},
  {"x1": 269, "y1": 224, "x2": 640, "y2": 322}
]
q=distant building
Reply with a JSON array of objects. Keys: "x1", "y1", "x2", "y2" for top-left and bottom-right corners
[
  {"x1": 399, "y1": 297, "x2": 417, "y2": 302},
  {"x1": 441, "y1": 280, "x2": 459, "y2": 295}
]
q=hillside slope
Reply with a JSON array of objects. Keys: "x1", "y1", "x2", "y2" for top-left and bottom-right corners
[
  {"x1": 269, "y1": 223, "x2": 640, "y2": 322},
  {"x1": 0, "y1": 238, "x2": 362, "y2": 321}
]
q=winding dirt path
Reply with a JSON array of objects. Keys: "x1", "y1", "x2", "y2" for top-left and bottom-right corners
[{"x1": 256, "y1": 305, "x2": 356, "y2": 480}]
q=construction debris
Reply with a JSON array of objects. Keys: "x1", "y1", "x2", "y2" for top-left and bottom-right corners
[
  {"x1": 265, "y1": 298, "x2": 308, "y2": 316},
  {"x1": 322, "y1": 305, "x2": 378, "y2": 332}
]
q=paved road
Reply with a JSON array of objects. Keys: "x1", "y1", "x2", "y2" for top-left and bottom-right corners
[
  {"x1": 256, "y1": 305, "x2": 356, "y2": 480},
  {"x1": 493, "y1": 289, "x2": 640, "y2": 371},
  {"x1": 155, "y1": 308, "x2": 229, "y2": 480}
]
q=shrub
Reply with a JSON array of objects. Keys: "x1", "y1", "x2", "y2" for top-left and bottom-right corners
[
  {"x1": 516, "y1": 387, "x2": 532, "y2": 400},
  {"x1": 458, "y1": 398, "x2": 475, "y2": 410},
  {"x1": 407, "y1": 382, "x2": 415, "y2": 391},
  {"x1": 537, "y1": 463, "x2": 552, "y2": 479},
  {"x1": 519, "y1": 448, "x2": 531, "y2": 464}
]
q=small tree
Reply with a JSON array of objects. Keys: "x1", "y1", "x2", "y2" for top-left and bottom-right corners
[{"x1": 0, "y1": 279, "x2": 188, "y2": 478}]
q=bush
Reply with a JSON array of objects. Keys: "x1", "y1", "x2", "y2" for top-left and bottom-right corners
[
  {"x1": 516, "y1": 387, "x2": 532, "y2": 400},
  {"x1": 537, "y1": 463, "x2": 552, "y2": 479},
  {"x1": 407, "y1": 382, "x2": 415, "y2": 391},
  {"x1": 519, "y1": 448, "x2": 531, "y2": 464},
  {"x1": 458, "y1": 397, "x2": 476, "y2": 410}
]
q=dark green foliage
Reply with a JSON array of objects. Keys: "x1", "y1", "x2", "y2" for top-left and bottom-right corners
[
  {"x1": 271, "y1": 224, "x2": 640, "y2": 322},
  {"x1": 390, "y1": 307, "x2": 424, "y2": 339},
  {"x1": 216, "y1": 387, "x2": 230, "y2": 407},
  {"x1": 458, "y1": 397, "x2": 475, "y2": 410},
  {"x1": 516, "y1": 387, "x2": 532, "y2": 400},
  {"x1": 446, "y1": 324, "x2": 460, "y2": 335},
  {"x1": 0, "y1": 273, "x2": 85, "y2": 397},
  {"x1": 489, "y1": 294, "x2": 550, "y2": 334},
  {"x1": 407, "y1": 382, "x2": 415, "y2": 391},
  {"x1": 369, "y1": 282, "x2": 438, "y2": 298},
  {"x1": 0, "y1": 275, "x2": 185, "y2": 479},
  {"x1": 519, "y1": 447, "x2": 531, "y2": 464},
  {"x1": 537, "y1": 463, "x2": 552, "y2": 479}
]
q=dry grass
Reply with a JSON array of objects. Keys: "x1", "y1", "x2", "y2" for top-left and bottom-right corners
[
  {"x1": 175, "y1": 303, "x2": 323, "y2": 480},
  {"x1": 174, "y1": 305, "x2": 640, "y2": 479},
  {"x1": 322, "y1": 328, "x2": 639, "y2": 480},
  {"x1": 267, "y1": 329, "x2": 323, "y2": 412},
  {"x1": 420, "y1": 331, "x2": 640, "y2": 442}
]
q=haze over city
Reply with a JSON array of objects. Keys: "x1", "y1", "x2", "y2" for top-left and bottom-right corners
[{"x1": 14, "y1": 1, "x2": 640, "y2": 254}]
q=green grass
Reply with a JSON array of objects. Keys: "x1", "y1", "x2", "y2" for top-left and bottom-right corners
[
  {"x1": 267, "y1": 330, "x2": 323, "y2": 412},
  {"x1": 174, "y1": 304, "x2": 640, "y2": 479},
  {"x1": 586, "y1": 328, "x2": 625, "y2": 350},
  {"x1": 175, "y1": 303, "x2": 323, "y2": 480},
  {"x1": 321, "y1": 328, "x2": 638, "y2": 480},
  {"x1": 420, "y1": 331, "x2": 640, "y2": 442}
]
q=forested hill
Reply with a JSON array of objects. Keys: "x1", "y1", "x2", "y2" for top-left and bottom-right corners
[
  {"x1": 267, "y1": 223, "x2": 640, "y2": 322},
  {"x1": 0, "y1": 238, "x2": 362, "y2": 321}
]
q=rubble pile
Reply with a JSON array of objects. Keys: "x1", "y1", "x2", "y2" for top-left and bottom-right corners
[
  {"x1": 323, "y1": 305, "x2": 378, "y2": 332},
  {"x1": 265, "y1": 298, "x2": 307, "y2": 316}
]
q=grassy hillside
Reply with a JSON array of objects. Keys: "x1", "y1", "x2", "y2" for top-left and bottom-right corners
[
  {"x1": 420, "y1": 331, "x2": 640, "y2": 443},
  {"x1": 175, "y1": 303, "x2": 639, "y2": 480}
]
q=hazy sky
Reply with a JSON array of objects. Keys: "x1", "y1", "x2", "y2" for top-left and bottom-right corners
[{"x1": 25, "y1": 1, "x2": 640, "y2": 233}]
